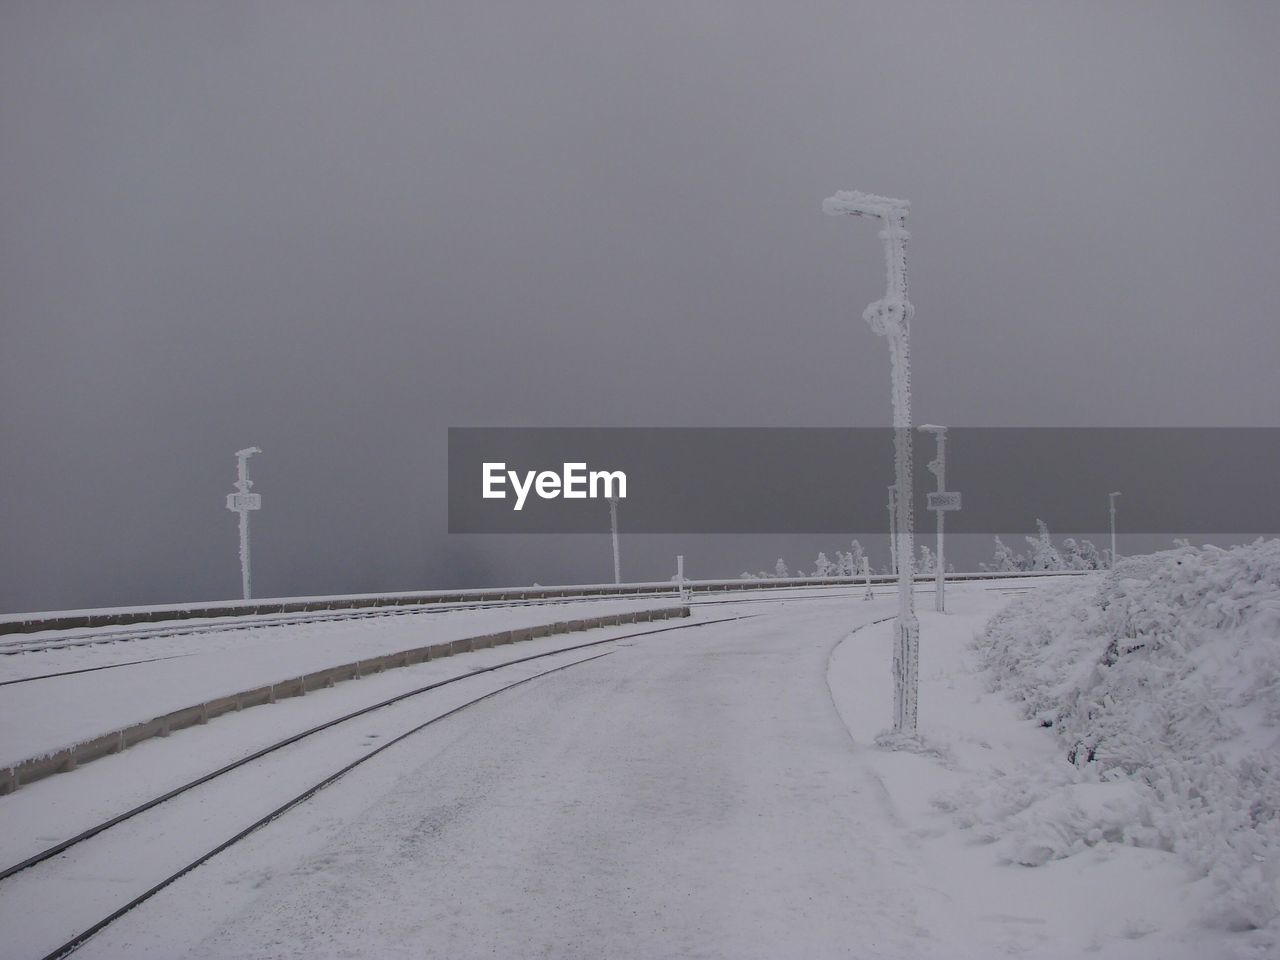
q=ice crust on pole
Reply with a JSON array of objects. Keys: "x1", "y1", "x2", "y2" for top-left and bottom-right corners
[{"x1": 824, "y1": 190, "x2": 919, "y2": 737}]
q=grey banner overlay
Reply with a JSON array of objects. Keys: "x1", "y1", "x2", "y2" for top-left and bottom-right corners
[{"x1": 448, "y1": 428, "x2": 1280, "y2": 534}]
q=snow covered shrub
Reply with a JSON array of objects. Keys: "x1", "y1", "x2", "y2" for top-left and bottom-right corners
[
  {"x1": 980, "y1": 535, "x2": 1025, "y2": 572},
  {"x1": 741, "y1": 541, "x2": 872, "y2": 579},
  {"x1": 917, "y1": 544, "x2": 936, "y2": 575},
  {"x1": 1023, "y1": 519, "x2": 1064, "y2": 571},
  {"x1": 980, "y1": 525, "x2": 1105, "y2": 572},
  {"x1": 1061, "y1": 536, "x2": 1103, "y2": 570},
  {"x1": 847, "y1": 540, "x2": 866, "y2": 577},
  {"x1": 977, "y1": 540, "x2": 1280, "y2": 935}
]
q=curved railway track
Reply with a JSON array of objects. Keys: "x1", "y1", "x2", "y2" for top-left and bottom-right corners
[
  {"x1": 0, "y1": 612, "x2": 751, "y2": 960},
  {"x1": 0, "y1": 569, "x2": 1091, "y2": 649},
  {"x1": 2, "y1": 576, "x2": 1064, "y2": 956},
  {"x1": 2, "y1": 580, "x2": 1040, "y2": 684},
  {"x1": 1, "y1": 591, "x2": 682, "y2": 656},
  {"x1": 689, "y1": 583, "x2": 1038, "y2": 606},
  {"x1": 0, "y1": 653, "x2": 197, "y2": 687}
]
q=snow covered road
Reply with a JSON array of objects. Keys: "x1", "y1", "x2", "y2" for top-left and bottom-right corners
[
  {"x1": 20, "y1": 579, "x2": 1239, "y2": 960},
  {"x1": 77, "y1": 598, "x2": 931, "y2": 959}
]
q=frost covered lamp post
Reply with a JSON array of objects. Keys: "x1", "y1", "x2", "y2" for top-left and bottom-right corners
[
  {"x1": 920, "y1": 424, "x2": 961, "y2": 614},
  {"x1": 1109, "y1": 491, "x2": 1121, "y2": 568},
  {"x1": 226, "y1": 447, "x2": 262, "y2": 601},
  {"x1": 609, "y1": 495, "x2": 621, "y2": 585},
  {"x1": 824, "y1": 190, "x2": 919, "y2": 737},
  {"x1": 920, "y1": 425, "x2": 947, "y2": 612}
]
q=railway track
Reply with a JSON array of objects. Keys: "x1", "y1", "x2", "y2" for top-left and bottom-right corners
[
  {"x1": 0, "y1": 653, "x2": 196, "y2": 687},
  {"x1": 0, "y1": 569, "x2": 1092, "y2": 647},
  {"x1": 0, "y1": 612, "x2": 750, "y2": 960},
  {"x1": 689, "y1": 583, "x2": 1039, "y2": 606},
  {"x1": 1, "y1": 576, "x2": 1067, "y2": 955},
  {"x1": 2, "y1": 577, "x2": 1048, "y2": 672},
  {"x1": 1, "y1": 591, "x2": 681, "y2": 656}
]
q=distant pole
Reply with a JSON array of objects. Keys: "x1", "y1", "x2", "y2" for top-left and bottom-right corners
[
  {"x1": 226, "y1": 447, "x2": 262, "y2": 601},
  {"x1": 676, "y1": 554, "x2": 687, "y2": 601},
  {"x1": 1109, "y1": 491, "x2": 1121, "y2": 568},
  {"x1": 610, "y1": 496, "x2": 621, "y2": 585},
  {"x1": 920, "y1": 425, "x2": 954, "y2": 613},
  {"x1": 887, "y1": 485, "x2": 899, "y2": 577},
  {"x1": 826, "y1": 189, "x2": 918, "y2": 736}
]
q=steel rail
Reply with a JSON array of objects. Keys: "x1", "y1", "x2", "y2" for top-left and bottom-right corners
[
  {"x1": 2, "y1": 614, "x2": 750, "y2": 885},
  {"x1": 0, "y1": 569, "x2": 1094, "y2": 644},
  {"x1": 31, "y1": 611, "x2": 751, "y2": 959},
  {"x1": 1, "y1": 592, "x2": 680, "y2": 656}
]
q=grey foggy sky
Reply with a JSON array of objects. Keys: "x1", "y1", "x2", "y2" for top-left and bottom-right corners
[{"x1": 2, "y1": 2, "x2": 1278, "y2": 612}]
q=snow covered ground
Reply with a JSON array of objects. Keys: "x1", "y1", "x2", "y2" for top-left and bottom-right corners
[
  {"x1": 831, "y1": 594, "x2": 1253, "y2": 958},
  {"x1": 975, "y1": 542, "x2": 1280, "y2": 955},
  {"x1": 0, "y1": 616, "x2": 716, "y2": 879},
  {"x1": 4, "y1": 571, "x2": 1274, "y2": 958},
  {"x1": 827, "y1": 544, "x2": 1278, "y2": 959},
  {"x1": 0, "y1": 596, "x2": 679, "y2": 768},
  {"x1": 61, "y1": 594, "x2": 934, "y2": 959}
]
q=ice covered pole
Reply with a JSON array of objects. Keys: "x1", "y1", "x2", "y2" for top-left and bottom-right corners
[
  {"x1": 1110, "y1": 491, "x2": 1121, "y2": 568},
  {"x1": 825, "y1": 189, "x2": 919, "y2": 736},
  {"x1": 920, "y1": 424, "x2": 948, "y2": 613},
  {"x1": 227, "y1": 447, "x2": 262, "y2": 601},
  {"x1": 610, "y1": 496, "x2": 621, "y2": 585}
]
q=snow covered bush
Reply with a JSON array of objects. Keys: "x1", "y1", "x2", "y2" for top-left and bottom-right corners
[
  {"x1": 845, "y1": 540, "x2": 866, "y2": 577},
  {"x1": 917, "y1": 544, "x2": 936, "y2": 575},
  {"x1": 980, "y1": 525, "x2": 1104, "y2": 572},
  {"x1": 981, "y1": 535, "x2": 1025, "y2": 572},
  {"x1": 1023, "y1": 519, "x2": 1064, "y2": 570},
  {"x1": 740, "y1": 541, "x2": 872, "y2": 579},
  {"x1": 975, "y1": 540, "x2": 1280, "y2": 936},
  {"x1": 1061, "y1": 536, "x2": 1104, "y2": 570}
]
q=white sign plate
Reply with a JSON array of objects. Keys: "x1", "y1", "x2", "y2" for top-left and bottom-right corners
[
  {"x1": 226, "y1": 492, "x2": 262, "y2": 512},
  {"x1": 927, "y1": 491, "x2": 961, "y2": 512}
]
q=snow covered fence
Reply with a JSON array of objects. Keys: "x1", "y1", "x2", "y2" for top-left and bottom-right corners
[
  {"x1": 0, "y1": 605, "x2": 689, "y2": 795},
  {"x1": 0, "y1": 570, "x2": 1086, "y2": 639},
  {"x1": 0, "y1": 583, "x2": 686, "y2": 638},
  {"x1": 975, "y1": 540, "x2": 1280, "y2": 936}
]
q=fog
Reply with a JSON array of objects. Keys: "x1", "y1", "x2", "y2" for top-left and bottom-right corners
[{"x1": 2, "y1": 2, "x2": 1277, "y2": 611}]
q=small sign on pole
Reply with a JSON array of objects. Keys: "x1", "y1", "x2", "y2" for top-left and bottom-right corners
[
  {"x1": 226, "y1": 492, "x2": 262, "y2": 512},
  {"x1": 927, "y1": 491, "x2": 962, "y2": 512}
]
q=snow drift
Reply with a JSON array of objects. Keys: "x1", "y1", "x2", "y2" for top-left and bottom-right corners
[{"x1": 974, "y1": 540, "x2": 1280, "y2": 940}]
